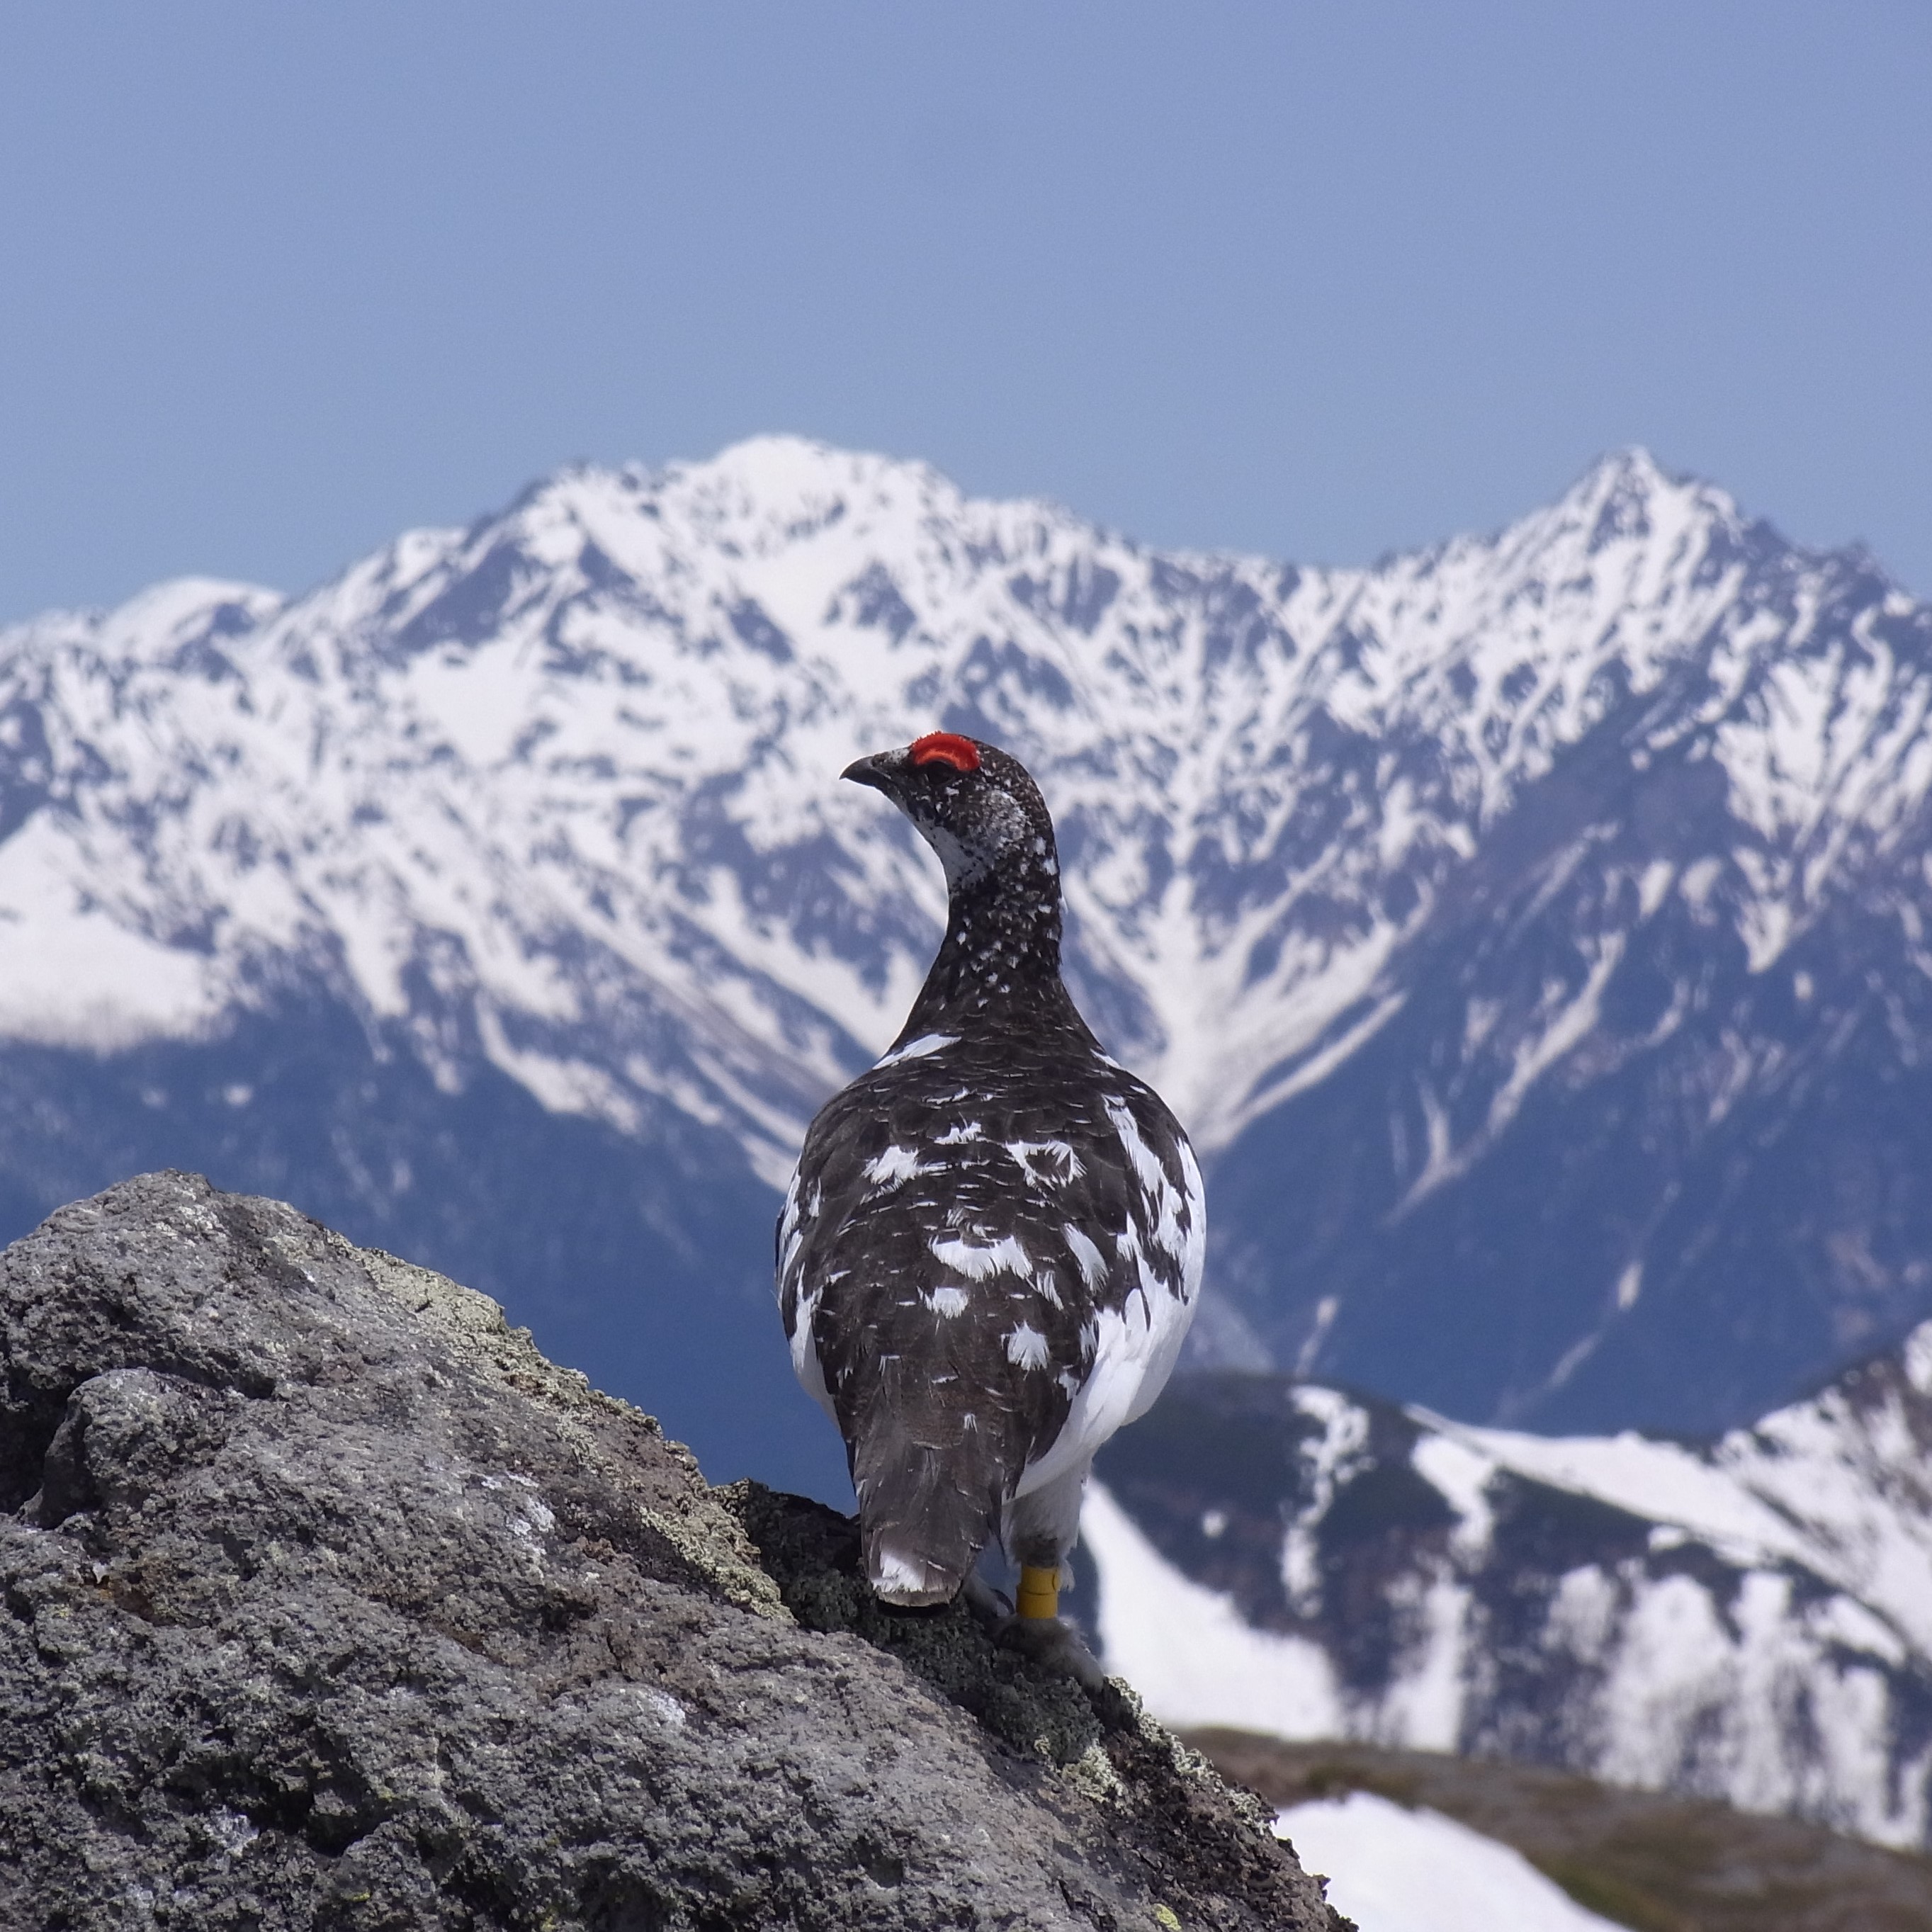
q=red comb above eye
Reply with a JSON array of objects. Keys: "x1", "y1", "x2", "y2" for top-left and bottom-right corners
[{"x1": 908, "y1": 731, "x2": 981, "y2": 772}]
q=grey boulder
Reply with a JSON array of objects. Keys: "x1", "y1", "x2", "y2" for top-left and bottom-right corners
[{"x1": 0, "y1": 1172, "x2": 1345, "y2": 1931}]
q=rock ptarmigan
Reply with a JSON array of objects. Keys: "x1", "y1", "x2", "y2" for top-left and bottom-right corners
[{"x1": 776, "y1": 731, "x2": 1204, "y2": 1638}]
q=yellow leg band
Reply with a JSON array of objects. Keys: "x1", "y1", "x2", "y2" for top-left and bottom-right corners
[{"x1": 1015, "y1": 1564, "x2": 1059, "y2": 1620}]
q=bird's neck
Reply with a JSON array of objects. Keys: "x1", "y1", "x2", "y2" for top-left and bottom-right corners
[{"x1": 900, "y1": 853, "x2": 1085, "y2": 1041}]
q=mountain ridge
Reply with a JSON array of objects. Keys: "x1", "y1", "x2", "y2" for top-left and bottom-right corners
[
  {"x1": 3, "y1": 436, "x2": 1931, "y2": 1475},
  {"x1": 1083, "y1": 1309, "x2": 1932, "y2": 1849}
]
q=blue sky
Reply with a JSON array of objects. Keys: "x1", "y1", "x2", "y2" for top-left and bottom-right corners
[{"x1": 1, "y1": 2, "x2": 1927, "y2": 621}]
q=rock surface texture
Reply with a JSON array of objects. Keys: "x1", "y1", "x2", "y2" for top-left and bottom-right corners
[{"x1": 0, "y1": 1172, "x2": 1344, "y2": 1931}]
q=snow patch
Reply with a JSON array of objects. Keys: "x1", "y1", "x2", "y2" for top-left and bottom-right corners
[{"x1": 1275, "y1": 1793, "x2": 1625, "y2": 1932}]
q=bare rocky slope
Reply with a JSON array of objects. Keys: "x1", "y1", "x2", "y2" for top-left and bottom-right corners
[{"x1": 0, "y1": 1172, "x2": 1343, "y2": 1931}]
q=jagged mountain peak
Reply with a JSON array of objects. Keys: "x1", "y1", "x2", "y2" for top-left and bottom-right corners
[
  {"x1": 650, "y1": 431, "x2": 961, "y2": 521},
  {"x1": 0, "y1": 439, "x2": 1917, "y2": 1120},
  {"x1": 9, "y1": 575, "x2": 284, "y2": 668},
  {"x1": 1556, "y1": 441, "x2": 1723, "y2": 525},
  {"x1": 430, "y1": 434, "x2": 1104, "y2": 608},
  {"x1": 4, "y1": 439, "x2": 1931, "y2": 1450}
]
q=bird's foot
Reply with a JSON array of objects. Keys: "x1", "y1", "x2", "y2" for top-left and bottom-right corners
[
  {"x1": 963, "y1": 1566, "x2": 1107, "y2": 1686},
  {"x1": 993, "y1": 1610, "x2": 1109, "y2": 1688}
]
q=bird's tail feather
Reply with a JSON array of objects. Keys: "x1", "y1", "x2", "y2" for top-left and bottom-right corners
[{"x1": 852, "y1": 1428, "x2": 1001, "y2": 1608}]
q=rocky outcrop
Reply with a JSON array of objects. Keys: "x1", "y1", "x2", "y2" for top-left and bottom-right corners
[{"x1": 0, "y1": 1172, "x2": 1344, "y2": 1931}]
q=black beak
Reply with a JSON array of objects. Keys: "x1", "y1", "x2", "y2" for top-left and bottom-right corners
[{"x1": 842, "y1": 752, "x2": 897, "y2": 793}]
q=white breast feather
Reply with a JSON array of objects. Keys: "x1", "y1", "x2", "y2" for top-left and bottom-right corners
[{"x1": 1013, "y1": 1113, "x2": 1205, "y2": 1498}]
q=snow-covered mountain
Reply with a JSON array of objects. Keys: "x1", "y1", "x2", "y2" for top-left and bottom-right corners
[
  {"x1": 1083, "y1": 1326, "x2": 1932, "y2": 1849},
  {"x1": 4, "y1": 436, "x2": 1932, "y2": 1484}
]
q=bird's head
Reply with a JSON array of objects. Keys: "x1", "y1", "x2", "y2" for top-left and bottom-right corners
[{"x1": 842, "y1": 732, "x2": 1058, "y2": 895}]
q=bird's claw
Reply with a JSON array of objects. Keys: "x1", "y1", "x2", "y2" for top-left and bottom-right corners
[{"x1": 991, "y1": 1610, "x2": 1109, "y2": 1689}]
